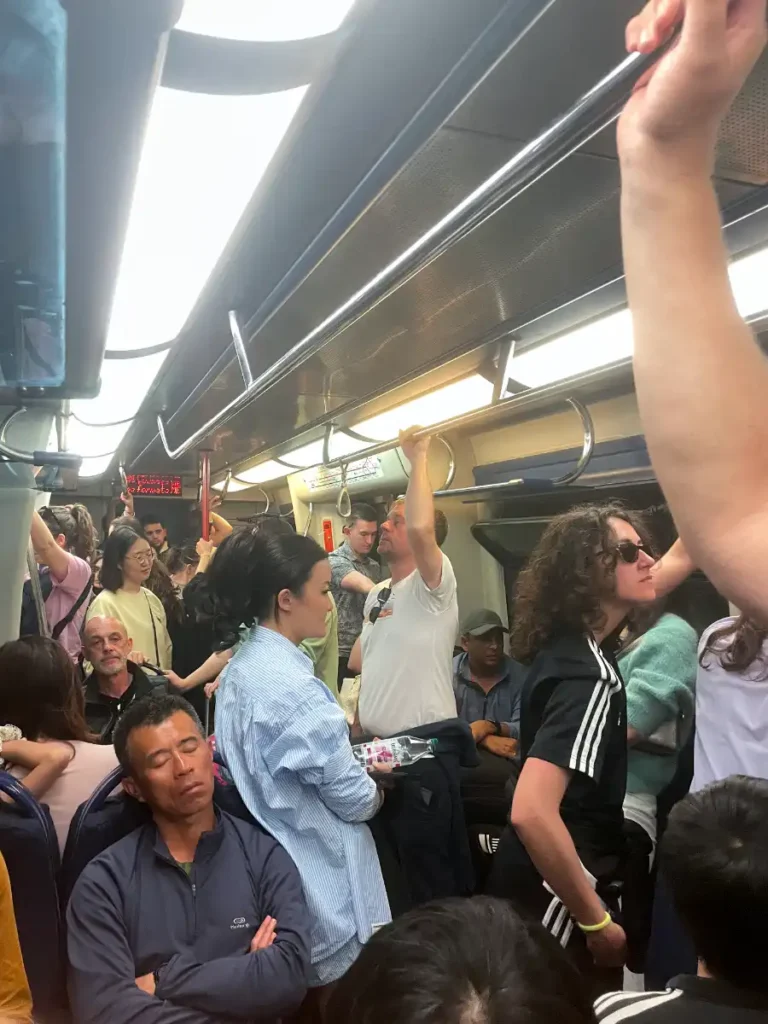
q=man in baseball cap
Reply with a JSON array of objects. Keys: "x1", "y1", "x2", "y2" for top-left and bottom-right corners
[{"x1": 453, "y1": 609, "x2": 525, "y2": 760}]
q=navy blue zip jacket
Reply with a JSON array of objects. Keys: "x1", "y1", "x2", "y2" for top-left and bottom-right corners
[{"x1": 67, "y1": 809, "x2": 310, "y2": 1023}]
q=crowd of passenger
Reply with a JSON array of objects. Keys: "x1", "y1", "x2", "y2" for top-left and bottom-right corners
[{"x1": 3, "y1": 1, "x2": 768, "y2": 1021}]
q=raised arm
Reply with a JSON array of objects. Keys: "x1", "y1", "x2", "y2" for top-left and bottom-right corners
[
  {"x1": 399, "y1": 428, "x2": 443, "y2": 590},
  {"x1": 618, "y1": 0, "x2": 768, "y2": 616},
  {"x1": 651, "y1": 538, "x2": 695, "y2": 600},
  {"x1": 67, "y1": 865, "x2": 219, "y2": 1024},
  {"x1": 0, "y1": 740, "x2": 72, "y2": 802},
  {"x1": 30, "y1": 509, "x2": 69, "y2": 581}
]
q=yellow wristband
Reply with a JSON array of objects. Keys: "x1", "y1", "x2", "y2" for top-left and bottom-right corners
[{"x1": 577, "y1": 911, "x2": 612, "y2": 934}]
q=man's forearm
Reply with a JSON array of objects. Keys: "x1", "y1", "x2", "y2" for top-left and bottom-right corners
[
  {"x1": 513, "y1": 811, "x2": 605, "y2": 925},
  {"x1": 405, "y1": 453, "x2": 435, "y2": 541},
  {"x1": 158, "y1": 944, "x2": 306, "y2": 1020},
  {"x1": 622, "y1": 159, "x2": 768, "y2": 610}
]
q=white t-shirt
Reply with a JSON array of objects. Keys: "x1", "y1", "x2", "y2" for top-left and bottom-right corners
[
  {"x1": 691, "y1": 617, "x2": 768, "y2": 792},
  {"x1": 358, "y1": 553, "x2": 458, "y2": 737}
]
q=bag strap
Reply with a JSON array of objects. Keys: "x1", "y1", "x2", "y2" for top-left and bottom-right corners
[
  {"x1": 26, "y1": 545, "x2": 51, "y2": 638},
  {"x1": 52, "y1": 573, "x2": 94, "y2": 640},
  {"x1": 143, "y1": 590, "x2": 161, "y2": 666}
]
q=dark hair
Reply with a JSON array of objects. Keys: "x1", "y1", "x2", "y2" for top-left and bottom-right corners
[
  {"x1": 113, "y1": 693, "x2": 202, "y2": 772},
  {"x1": 0, "y1": 636, "x2": 95, "y2": 742},
  {"x1": 144, "y1": 556, "x2": 183, "y2": 625},
  {"x1": 109, "y1": 515, "x2": 143, "y2": 537},
  {"x1": 391, "y1": 499, "x2": 448, "y2": 548},
  {"x1": 164, "y1": 545, "x2": 199, "y2": 576},
  {"x1": 40, "y1": 503, "x2": 98, "y2": 563},
  {"x1": 327, "y1": 897, "x2": 596, "y2": 1024},
  {"x1": 348, "y1": 503, "x2": 378, "y2": 527},
  {"x1": 510, "y1": 502, "x2": 651, "y2": 664},
  {"x1": 699, "y1": 615, "x2": 768, "y2": 679},
  {"x1": 249, "y1": 516, "x2": 295, "y2": 539},
  {"x1": 201, "y1": 528, "x2": 327, "y2": 647},
  {"x1": 140, "y1": 514, "x2": 165, "y2": 530},
  {"x1": 100, "y1": 525, "x2": 146, "y2": 593},
  {"x1": 661, "y1": 776, "x2": 768, "y2": 992}
]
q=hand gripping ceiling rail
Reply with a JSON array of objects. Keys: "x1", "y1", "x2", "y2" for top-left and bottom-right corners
[{"x1": 156, "y1": 40, "x2": 665, "y2": 462}]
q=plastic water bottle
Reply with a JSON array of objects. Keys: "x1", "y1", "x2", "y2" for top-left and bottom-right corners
[{"x1": 352, "y1": 736, "x2": 437, "y2": 770}]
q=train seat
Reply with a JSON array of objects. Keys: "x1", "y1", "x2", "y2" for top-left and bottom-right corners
[{"x1": 0, "y1": 771, "x2": 69, "y2": 1023}]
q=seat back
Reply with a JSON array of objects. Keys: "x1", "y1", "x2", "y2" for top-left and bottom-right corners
[{"x1": 0, "y1": 771, "x2": 68, "y2": 1022}]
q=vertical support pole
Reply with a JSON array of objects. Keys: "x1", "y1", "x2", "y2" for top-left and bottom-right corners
[{"x1": 200, "y1": 449, "x2": 211, "y2": 541}]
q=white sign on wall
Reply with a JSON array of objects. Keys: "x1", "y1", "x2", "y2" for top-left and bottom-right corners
[{"x1": 304, "y1": 456, "x2": 383, "y2": 493}]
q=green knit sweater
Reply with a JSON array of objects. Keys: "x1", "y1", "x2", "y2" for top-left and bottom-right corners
[{"x1": 618, "y1": 613, "x2": 698, "y2": 797}]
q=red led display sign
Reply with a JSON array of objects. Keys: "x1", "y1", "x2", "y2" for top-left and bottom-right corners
[{"x1": 125, "y1": 473, "x2": 183, "y2": 497}]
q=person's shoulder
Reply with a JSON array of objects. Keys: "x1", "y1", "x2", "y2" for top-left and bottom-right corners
[
  {"x1": 54, "y1": 551, "x2": 91, "y2": 584},
  {"x1": 87, "y1": 589, "x2": 116, "y2": 614},
  {"x1": 73, "y1": 823, "x2": 148, "y2": 893},
  {"x1": 656, "y1": 613, "x2": 698, "y2": 645},
  {"x1": 72, "y1": 740, "x2": 119, "y2": 767},
  {"x1": 140, "y1": 588, "x2": 165, "y2": 611},
  {"x1": 594, "y1": 987, "x2": 685, "y2": 1022}
]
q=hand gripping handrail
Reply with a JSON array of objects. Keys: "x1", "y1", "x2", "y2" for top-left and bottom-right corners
[{"x1": 156, "y1": 43, "x2": 660, "y2": 461}]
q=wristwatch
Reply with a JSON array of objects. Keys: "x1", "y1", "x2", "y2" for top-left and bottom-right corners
[{"x1": 493, "y1": 722, "x2": 502, "y2": 736}]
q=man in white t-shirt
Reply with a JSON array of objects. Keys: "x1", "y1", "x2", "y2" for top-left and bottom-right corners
[{"x1": 349, "y1": 429, "x2": 458, "y2": 738}]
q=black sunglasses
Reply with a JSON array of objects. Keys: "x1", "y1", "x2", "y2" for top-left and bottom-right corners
[
  {"x1": 369, "y1": 587, "x2": 392, "y2": 625},
  {"x1": 613, "y1": 540, "x2": 654, "y2": 564}
]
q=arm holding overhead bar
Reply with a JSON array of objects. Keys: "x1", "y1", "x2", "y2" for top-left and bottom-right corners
[
  {"x1": 617, "y1": 0, "x2": 768, "y2": 617},
  {"x1": 651, "y1": 538, "x2": 695, "y2": 599},
  {"x1": 399, "y1": 429, "x2": 444, "y2": 591}
]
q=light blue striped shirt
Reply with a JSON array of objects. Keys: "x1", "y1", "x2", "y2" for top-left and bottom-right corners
[{"x1": 216, "y1": 626, "x2": 390, "y2": 983}]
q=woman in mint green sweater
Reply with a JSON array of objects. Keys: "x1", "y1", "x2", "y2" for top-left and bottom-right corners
[
  {"x1": 617, "y1": 606, "x2": 698, "y2": 972},
  {"x1": 618, "y1": 611, "x2": 698, "y2": 845}
]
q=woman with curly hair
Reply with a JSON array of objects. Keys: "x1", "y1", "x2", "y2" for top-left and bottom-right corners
[{"x1": 487, "y1": 502, "x2": 689, "y2": 996}]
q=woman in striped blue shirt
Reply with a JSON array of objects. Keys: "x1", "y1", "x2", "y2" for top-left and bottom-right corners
[{"x1": 202, "y1": 527, "x2": 390, "y2": 994}]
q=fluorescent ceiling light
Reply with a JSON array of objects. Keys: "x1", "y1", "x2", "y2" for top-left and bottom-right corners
[
  {"x1": 79, "y1": 454, "x2": 121, "y2": 480},
  {"x1": 506, "y1": 245, "x2": 768, "y2": 390},
  {"x1": 68, "y1": 71, "x2": 309, "y2": 475},
  {"x1": 177, "y1": 0, "x2": 358, "y2": 41},
  {"x1": 508, "y1": 310, "x2": 633, "y2": 389},
  {"x1": 281, "y1": 439, "x2": 326, "y2": 468},
  {"x1": 352, "y1": 374, "x2": 495, "y2": 442},
  {"x1": 212, "y1": 477, "x2": 253, "y2": 493},
  {"x1": 71, "y1": 353, "x2": 169, "y2": 426},
  {"x1": 730, "y1": 247, "x2": 768, "y2": 319},
  {"x1": 236, "y1": 460, "x2": 290, "y2": 485},
  {"x1": 106, "y1": 85, "x2": 306, "y2": 352}
]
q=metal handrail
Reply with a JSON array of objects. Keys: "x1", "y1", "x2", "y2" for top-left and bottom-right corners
[
  {"x1": 433, "y1": 396, "x2": 595, "y2": 499},
  {"x1": 0, "y1": 408, "x2": 83, "y2": 469},
  {"x1": 156, "y1": 44, "x2": 660, "y2": 461}
]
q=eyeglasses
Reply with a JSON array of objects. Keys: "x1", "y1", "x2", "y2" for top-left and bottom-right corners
[
  {"x1": 612, "y1": 540, "x2": 654, "y2": 565},
  {"x1": 126, "y1": 551, "x2": 153, "y2": 565},
  {"x1": 369, "y1": 587, "x2": 392, "y2": 625}
]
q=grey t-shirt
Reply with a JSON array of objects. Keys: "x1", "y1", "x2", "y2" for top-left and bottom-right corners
[{"x1": 328, "y1": 540, "x2": 382, "y2": 655}]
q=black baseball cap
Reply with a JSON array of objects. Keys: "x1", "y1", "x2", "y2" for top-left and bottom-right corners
[{"x1": 461, "y1": 609, "x2": 509, "y2": 637}]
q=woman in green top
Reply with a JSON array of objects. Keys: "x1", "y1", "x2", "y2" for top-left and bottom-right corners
[{"x1": 618, "y1": 596, "x2": 698, "y2": 972}]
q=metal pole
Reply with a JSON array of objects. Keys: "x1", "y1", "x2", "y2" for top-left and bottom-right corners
[
  {"x1": 156, "y1": 43, "x2": 660, "y2": 461},
  {"x1": 200, "y1": 450, "x2": 211, "y2": 541}
]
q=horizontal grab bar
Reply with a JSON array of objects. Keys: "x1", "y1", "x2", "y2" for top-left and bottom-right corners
[{"x1": 156, "y1": 40, "x2": 657, "y2": 460}]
